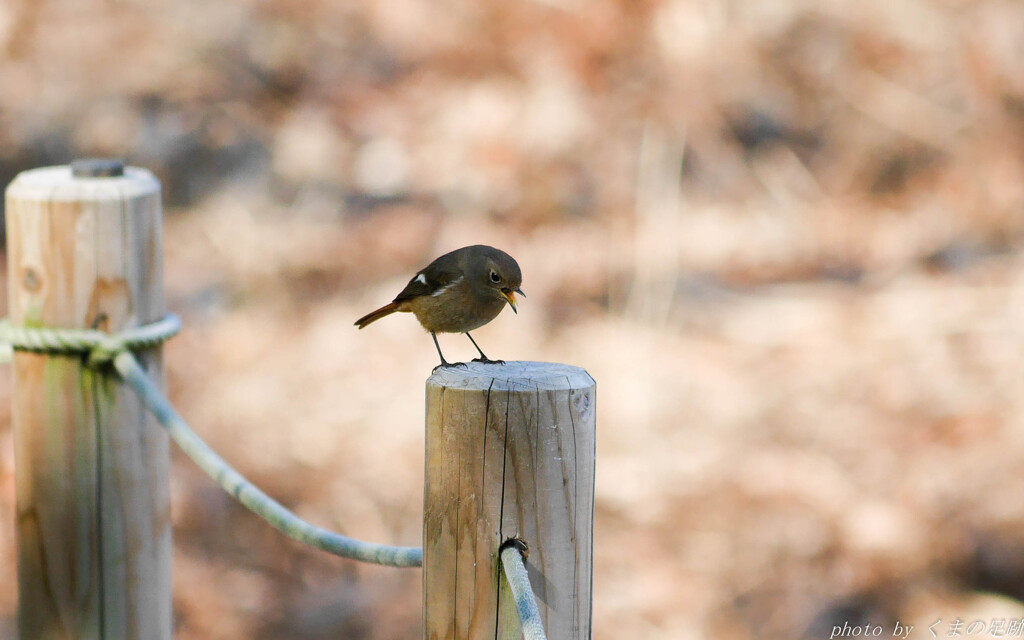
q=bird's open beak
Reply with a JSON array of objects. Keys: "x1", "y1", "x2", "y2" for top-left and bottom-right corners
[{"x1": 502, "y1": 287, "x2": 524, "y2": 314}]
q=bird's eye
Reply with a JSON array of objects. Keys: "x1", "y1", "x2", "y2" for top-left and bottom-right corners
[{"x1": 489, "y1": 271, "x2": 501, "y2": 283}]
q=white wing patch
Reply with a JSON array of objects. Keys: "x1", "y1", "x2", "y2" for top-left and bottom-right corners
[
  {"x1": 431, "y1": 276, "x2": 463, "y2": 296},
  {"x1": 415, "y1": 273, "x2": 428, "y2": 285}
]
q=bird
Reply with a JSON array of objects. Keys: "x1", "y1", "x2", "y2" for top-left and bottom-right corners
[{"x1": 354, "y1": 245, "x2": 524, "y2": 368}]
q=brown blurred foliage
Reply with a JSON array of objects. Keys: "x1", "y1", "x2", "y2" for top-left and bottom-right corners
[{"x1": 3, "y1": 0, "x2": 1024, "y2": 638}]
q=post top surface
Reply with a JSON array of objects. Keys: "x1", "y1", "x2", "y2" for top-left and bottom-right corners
[
  {"x1": 71, "y1": 158, "x2": 125, "y2": 177},
  {"x1": 427, "y1": 360, "x2": 594, "y2": 391},
  {"x1": 6, "y1": 165, "x2": 160, "y2": 202}
]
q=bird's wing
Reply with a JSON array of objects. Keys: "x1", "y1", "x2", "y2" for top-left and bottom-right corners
[{"x1": 392, "y1": 265, "x2": 463, "y2": 303}]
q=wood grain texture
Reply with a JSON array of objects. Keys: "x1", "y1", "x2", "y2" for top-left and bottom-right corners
[
  {"x1": 5, "y1": 166, "x2": 171, "y2": 640},
  {"x1": 424, "y1": 361, "x2": 595, "y2": 640}
]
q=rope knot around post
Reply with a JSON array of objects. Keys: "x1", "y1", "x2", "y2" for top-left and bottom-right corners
[{"x1": 0, "y1": 313, "x2": 182, "y2": 366}]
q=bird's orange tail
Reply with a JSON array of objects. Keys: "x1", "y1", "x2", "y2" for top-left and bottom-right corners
[{"x1": 354, "y1": 302, "x2": 400, "y2": 329}]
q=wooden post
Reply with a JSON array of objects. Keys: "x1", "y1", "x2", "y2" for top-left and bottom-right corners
[
  {"x1": 5, "y1": 162, "x2": 171, "y2": 639},
  {"x1": 424, "y1": 361, "x2": 595, "y2": 640}
]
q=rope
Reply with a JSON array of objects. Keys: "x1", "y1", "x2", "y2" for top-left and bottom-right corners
[
  {"x1": 114, "y1": 351, "x2": 422, "y2": 567},
  {"x1": 0, "y1": 314, "x2": 182, "y2": 366},
  {"x1": 500, "y1": 540, "x2": 548, "y2": 640},
  {"x1": 0, "y1": 317, "x2": 423, "y2": 568}
]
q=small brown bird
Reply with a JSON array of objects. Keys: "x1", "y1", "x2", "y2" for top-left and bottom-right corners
[{"x1": 355, "y1": 245, "x2": 524, "y2": 368}]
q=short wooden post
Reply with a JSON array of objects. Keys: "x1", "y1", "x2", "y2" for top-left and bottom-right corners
[
  {"x1": 5, "y1": 162, "x2": 171, "y2": 639},
  {"x1": 424, "y1": 361, "x2": 596, "y2": 639}
]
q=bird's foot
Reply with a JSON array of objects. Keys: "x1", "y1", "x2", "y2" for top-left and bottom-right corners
[
  {"x1": 471, "y1": 357, "x2": 505, "y2": 365},
  {"x1": 432, "y1": 360, "x2": 469, "y2": 373}
]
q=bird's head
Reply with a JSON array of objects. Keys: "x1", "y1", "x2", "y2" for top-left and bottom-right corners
[{"x1": 471, "y1": 246, "x2": 524, "y2": 313}]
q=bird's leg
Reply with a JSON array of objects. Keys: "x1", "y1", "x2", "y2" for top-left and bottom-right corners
[
  {"x1": 465, "y1": 332, "x2": 488, "y2": 360},
  {"x1": 432, "y1": 332, "x2": 467, "y2": 371},
  {"x1": 466, "y1": 332, "x2": 504, "y2": 365}
]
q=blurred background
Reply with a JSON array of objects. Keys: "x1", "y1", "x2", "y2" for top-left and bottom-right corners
[{"x1": 3, "y1": 0, "x2": 1024, "y2": 638}]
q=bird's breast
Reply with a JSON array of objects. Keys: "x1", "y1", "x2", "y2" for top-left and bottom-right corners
[{"x1": 408, "y1": 286, "x2": 506, "y2": 333}]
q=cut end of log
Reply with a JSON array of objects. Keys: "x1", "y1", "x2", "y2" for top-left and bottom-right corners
[
  {"x1": 427, "y1": 360, "x2": 594, "y2": 392},
  {"x1": 7, "y1": 165, "x2": 160, "y2": 202}
]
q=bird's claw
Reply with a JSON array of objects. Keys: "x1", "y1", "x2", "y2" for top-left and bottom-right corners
[
  {"x1": 471, "y1": 357, "x2": 505, "y2": 365},
  {"x1": 433, "y1": 361, "x2": 469, "y2": 373}
]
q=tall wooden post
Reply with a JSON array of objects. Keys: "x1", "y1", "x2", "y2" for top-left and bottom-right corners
[
  {"x1": 424, "y1": 361, "x2": 595, "y2": 640},
  {"x1": 5, "y1": 162, "x2": 172, "y2": 639}
]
